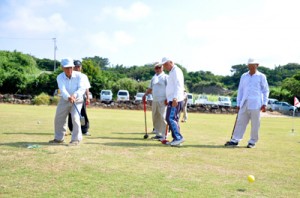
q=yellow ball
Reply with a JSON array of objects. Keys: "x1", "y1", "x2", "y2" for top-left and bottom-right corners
[{"x1": 248, "y1": 175, "x2": 255, "y2": 182}]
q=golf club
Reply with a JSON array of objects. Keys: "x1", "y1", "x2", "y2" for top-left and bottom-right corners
[
  {"x1": 161, "y1": 124, "x2": 169, "y2": 144},
  {"x1": 143, "y1": 99, "x2": 148, "y2": 139},
  {"x1": 230, "y1": 110, "x2": 239, "y2": 139},
  {"x1": 73, "y1": 103, "x2": 85, "y2": 126}
]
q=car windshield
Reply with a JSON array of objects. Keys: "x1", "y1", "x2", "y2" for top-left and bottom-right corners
[
  {"x1": 102, "y1": 91, "x2": 111, "y2": 95},
  {"x1": 136, "y1": 93, "x2": 144, "y2": 97},
  {"x1": 188, "y1": 95, "x2": 192, "y2": 99},
  {"x1": 220, "y1": 97, "x2": 229, "y2": 101},
  {"x1": 118, "y1": 92, "x2": 128, "y2": 96}
]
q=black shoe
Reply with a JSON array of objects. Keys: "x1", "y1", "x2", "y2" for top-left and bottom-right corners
[
  {"x1": 151, "y1": 135, "x2": 162, "y2": 140},
  {"x1": 247, "y1": 143, "x2": 255, "y2": 148},
  {"x1": 83, "y1": 132, "x2": 91, "y2": 136},
  {"x1": 224, "y1": 141, "x2": 238, "y2": 147}
]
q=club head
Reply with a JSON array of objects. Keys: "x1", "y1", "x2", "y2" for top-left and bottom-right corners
[
  {"x1": 80, "y1": 116, "x2": 85, "y2": 126},
  {"x1": 143, "y1": 134, "x2": 149, "y2": 139},
  {"x1": 161, "y1": 139, "x2": 169, "y2": 144}
]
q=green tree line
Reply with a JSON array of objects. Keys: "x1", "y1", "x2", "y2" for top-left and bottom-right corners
[{"x1": 1, "y1": 50, "x2": 300, "y2": 104}]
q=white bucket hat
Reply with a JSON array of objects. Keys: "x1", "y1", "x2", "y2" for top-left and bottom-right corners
[{"x1": 61, "y1": 57, "x2": 75, "y2": 68}]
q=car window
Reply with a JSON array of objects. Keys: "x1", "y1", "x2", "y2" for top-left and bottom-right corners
[
  {"x1": 102, "y1": 91, "x2": 111, "y2": 95},
  {"x1": 118, "y1": 92, "x2": 128, "y2": 96}
]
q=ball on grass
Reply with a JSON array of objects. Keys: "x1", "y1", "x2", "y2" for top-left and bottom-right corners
[{"x1": 248, "y1": 175, "x2": 255, "y2": 183}]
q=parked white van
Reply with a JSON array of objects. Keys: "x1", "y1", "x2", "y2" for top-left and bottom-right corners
[
  {"x1": 100, "y1": 90, "x2": 113, "y2": 103},
  {"x1": 187, "y1": 93, "x2": 193, "y2": 106},
  {"x1": 117, "y1": 90, "x2": 130, "y2": 102}
]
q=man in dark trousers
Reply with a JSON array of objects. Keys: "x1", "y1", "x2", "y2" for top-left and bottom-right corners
[
  {"x1": 158, "y1": 57, "x2": 185, "y2": 146},
  {"x1": 68, "y1": 60, "x2": 91, "y2": 136}
]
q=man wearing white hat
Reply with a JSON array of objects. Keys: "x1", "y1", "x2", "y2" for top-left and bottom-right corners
[
  {"x1": 49, "y1": 57, "x2": 86, "y2": 146},
  {"x1": 225, "y1": 58, "x2": 269, "y2": 148},
  {"x1": 143, "y1": 62, "x2": 168, "y2": 141},
  {"x1": 159, "y1": 57, "x2": 185, "y2": 146}
]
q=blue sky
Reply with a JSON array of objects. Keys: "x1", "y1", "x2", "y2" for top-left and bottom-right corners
[{"x1": 1, "y1": 0, "x2": 300, "y2": 75}]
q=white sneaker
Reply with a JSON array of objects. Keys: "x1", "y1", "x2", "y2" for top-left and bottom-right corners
[{"x1": 170, "y1": 138, "x2": 185, "y2": 146}]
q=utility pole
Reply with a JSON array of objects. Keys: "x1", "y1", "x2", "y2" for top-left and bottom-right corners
[{"x1": 53, "y1": 38, "x2": 57, "y2": 71}]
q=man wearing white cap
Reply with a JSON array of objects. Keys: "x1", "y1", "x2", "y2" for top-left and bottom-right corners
[
  {"x1": 159, "y1": 57, "x2": 185, "y2": 146},
  {"x1": 225, "y1": 58, "x2": 269, "y2": 148},
  {"x1": 143, "y1": 62, "x2": 168, "y2": 141},
  {"x1": 49, "y1": 57, "x2": 86, "y2": 146}
]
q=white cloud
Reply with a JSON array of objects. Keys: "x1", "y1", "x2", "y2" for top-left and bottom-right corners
[
  {"x1": 102, "y1": 2, "x2": 151, "y2": 22},
  {"x1": 84, "y1": 31, "x2": 135, "y2": 53},
  {"x1": 2, "y1": 0, "x2": 70, "y2": 34},
  {"x1": 184, "y1": 0, "x2": 300, "y2": 74}
]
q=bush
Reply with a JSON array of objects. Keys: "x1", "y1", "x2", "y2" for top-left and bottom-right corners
[
  {"x1": 50, "y1": 96, "x2": 60, "y2": 105},
  {"x1": 32, "y1": 93, "x2": 50, "y2": 105}
]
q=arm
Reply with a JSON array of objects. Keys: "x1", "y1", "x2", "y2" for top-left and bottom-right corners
[{"x1": 261, "y1": 74, "x2": 270, "y2": 112}]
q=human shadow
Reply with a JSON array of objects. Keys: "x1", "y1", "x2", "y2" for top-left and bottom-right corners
[
  {"x1": 0, "y1": 141, "x2": 54, "y2": 148},
  {"x1": 2, "y1": 132, "x2": 52, "y2": 136},
  {"x1": 88, "y1": 136, "x2": 146, "y2": 141},
  {"x1": 111, "y1": 132, "x2": 145, "y2": 135},
  {"x1": 86, "y1": 141, "x2": 164, "y2": 148}
]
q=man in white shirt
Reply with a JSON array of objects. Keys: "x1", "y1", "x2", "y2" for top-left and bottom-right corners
[
  {"x1": 159, "y1": 57, "x2": 185, "y2": 146},
  {"x1": 49, "y1": 57, "x2": 86, "y2": 146},
  {"x1": 143, "y1": 62, "x2": 168, "y2": 141},
  {"x1": 67, "y1": 60, "x2": 92, "y2": 136},
  {"x1": 225, "y1": 58, "x2": 269, "y2": 148}
]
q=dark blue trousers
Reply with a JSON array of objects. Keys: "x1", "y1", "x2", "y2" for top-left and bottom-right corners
[{"x1": 166, "y1": 101, "x2": 184, "y2": 141}]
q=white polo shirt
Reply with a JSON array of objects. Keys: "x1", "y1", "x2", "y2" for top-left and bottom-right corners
[
  {"x1": 166, "y1": 65, "x2": 185, "y2": 102},
  {"x1": 237, "y1": 70, "x2": 269, "y2": 109},
  {"x1": 149, "y1": 72, "x2": 168, "y2": 102},
  {"x1": 57, "y1": 71, "x2": 86, "y2": 101}
]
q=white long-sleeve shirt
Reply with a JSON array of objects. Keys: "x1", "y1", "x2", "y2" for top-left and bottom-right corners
[
  {"x1": 57, "y1": 71, "x2": 86, "y2": 102},
  {"x1": 237, "y1": 70, "x2": 269, "y2": 109},
  {"x1": 166, "y1": 65, "x2": 185, "y2": 102},
  {"x1": 149, "y1": 72, "x2": 168, "y2": 102}
]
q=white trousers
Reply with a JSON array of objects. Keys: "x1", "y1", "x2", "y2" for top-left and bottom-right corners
[
  {"x1": 231, "y1": 102, "x2": 261, "y2": 145},
  {"x1": 181, "y1": 102, "x2": 188, "y2": 121},
  {"x1": 54, "y1": 99, "x2": 83, "y2": 142},
  {"x1": 152, "y1": 101, "x2": 167, "y2": 138}
]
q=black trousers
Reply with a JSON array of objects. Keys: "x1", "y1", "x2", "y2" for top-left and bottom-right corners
[{"x1": 68, "y1": 98, "x2": 90, "y2": 134}]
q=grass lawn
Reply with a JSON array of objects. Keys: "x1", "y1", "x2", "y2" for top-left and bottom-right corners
[{"x1": 0, "y1": 104, "x2": 299, "y2": 198}]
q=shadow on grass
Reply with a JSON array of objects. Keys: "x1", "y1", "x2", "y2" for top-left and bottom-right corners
[
  {"x1": 0, "y1": 141, "x2": 62, "y2": 148},
  {"x1": 2, "y1": 132, "x2": 52, "y2": 135},
  {"x1": 86, "y1": 141, "x2": 163, "y2": 147},
  {"x1": 111, "y1": 132, "x2": 146, "y2": 135},
  {"x1": 88, "y1": 136, "x2": 146, "y2": 141}
]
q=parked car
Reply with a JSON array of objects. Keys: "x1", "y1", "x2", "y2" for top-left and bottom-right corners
[
  {"x1": 100, "y1": 90, "x2": 113, "y2": 103},
  {"x1": 194, "y1": 95, "x2": 208, "y2": 105},
  {"x1": 273, "y1": 101, "x2": 297, "y2": 114},
  {"x1": 134, "y1": 92, "x2": 144, "y2": 103},
  {"x1": 267, "y1": 98, "x2": 278, "y2": 111},
  {"x1": 218, "y1": 96, "x2": 231, "y2": 107},
  {"x1": 146, "y1": 94, "x2": 153, "y2": 101},
  {"x1": 187, "y1": 93, "x2": 193, "y2": 106},
  {"x1": 231, "y1": 97, "x2": 237, "y2": 107},
  {"x1": 117, "y1": 90, "x2": 130, "y2": 102},
  {"x1": 53, "y1": 89, "x2": 61, "y2": 97}
]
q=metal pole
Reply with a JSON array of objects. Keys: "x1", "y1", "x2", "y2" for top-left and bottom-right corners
[{"x1": 53, "y1": 38, "x2": 57, "y2": 71}]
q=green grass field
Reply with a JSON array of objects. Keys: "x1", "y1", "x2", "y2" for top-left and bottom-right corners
[{"x1": 0, "y1": 104, "x2": 299, "y2": 198}]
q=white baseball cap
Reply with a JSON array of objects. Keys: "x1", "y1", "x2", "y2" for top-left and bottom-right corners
[
  {"x1": 248, "y1": 58, "x2": 259, "y2": 65},
  {"x1": 61, "y1": 57, "x2": 75, "y2": 68},
  {"x1": 158, "y1": 57, "x2": 171, "y2": 65}
]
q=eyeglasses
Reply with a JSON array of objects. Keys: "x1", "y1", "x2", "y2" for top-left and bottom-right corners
[{"x1": 155, "y1": 67, "x2": 162, "y2": 70}]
